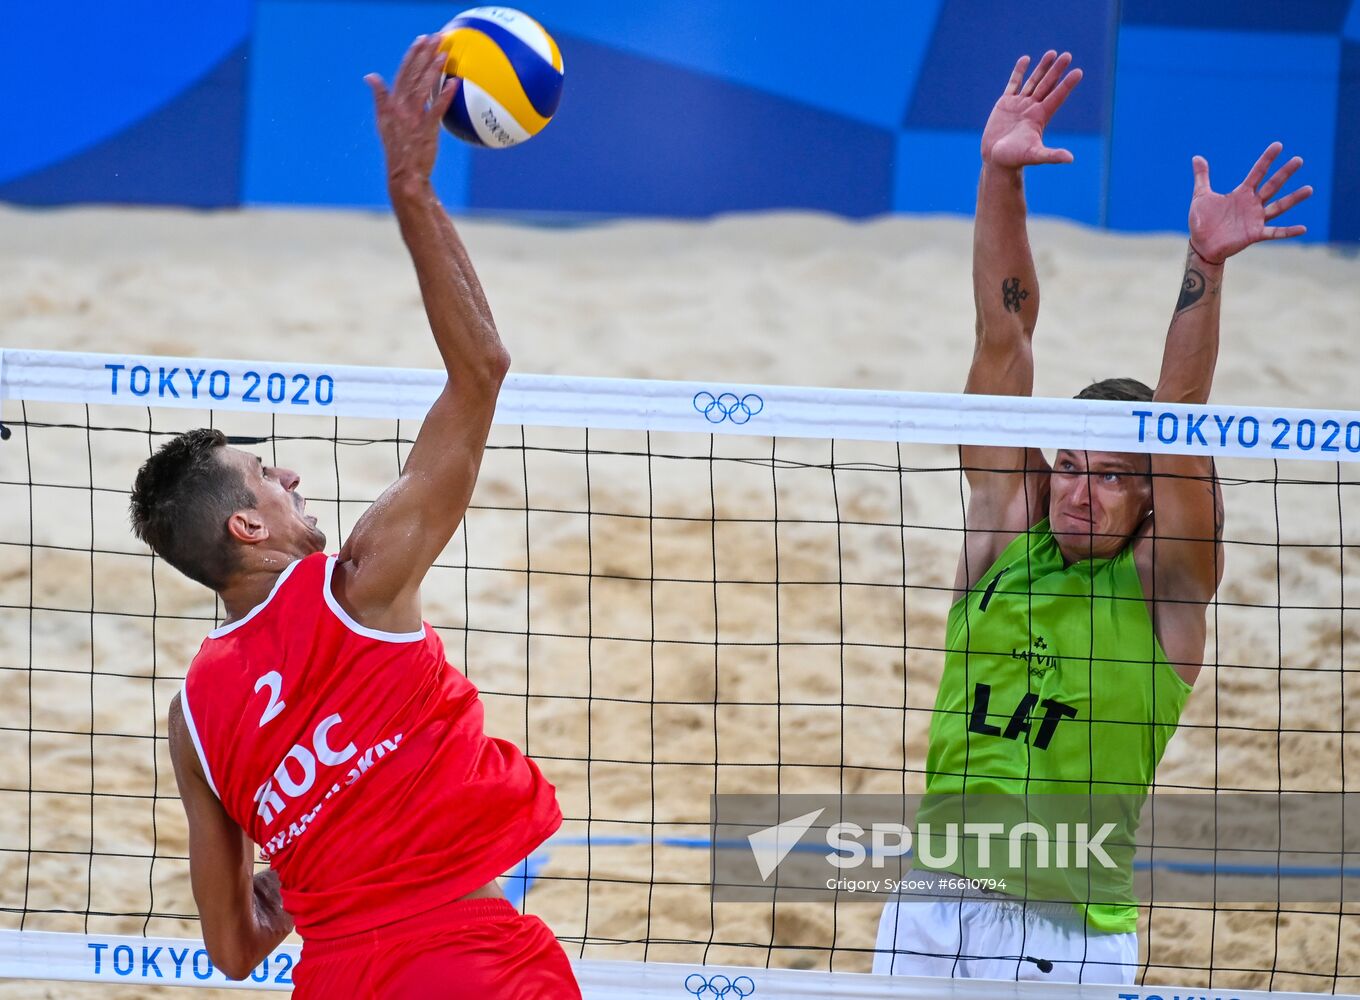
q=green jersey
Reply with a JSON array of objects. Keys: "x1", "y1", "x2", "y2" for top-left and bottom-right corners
[{"x1": 919, "y1": 519, "x2": 1192, "y2": 933}]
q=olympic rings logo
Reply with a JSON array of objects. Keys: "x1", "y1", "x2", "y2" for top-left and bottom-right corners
[
  {"x1": 693, "y1": 391, "x2": 764, "y2": 425},
  {"x1": 684, "y1": 973, "x2": 756, "y2": 997}
]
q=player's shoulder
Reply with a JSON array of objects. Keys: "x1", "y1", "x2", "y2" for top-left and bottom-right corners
[{"x1": 326, "y1": 548, "x2": 425, "y2": 637}]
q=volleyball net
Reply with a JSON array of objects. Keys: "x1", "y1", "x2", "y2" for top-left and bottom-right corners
[{"x1": 2, "y1": 347, "x2": 1359, "y2": 997}]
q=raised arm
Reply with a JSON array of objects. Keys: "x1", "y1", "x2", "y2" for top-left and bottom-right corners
[
  {"x1": 956, "y1": 52, "x2": 1083, "y2": 592},
  {"x1": 168, "y1": 697, "x2": 293, "y2": 979},
  {"x1": 333, "y1": 35, "x2": 511, "y2": 632},
  {"x1": 1138, "y1": 143, "x2": 1310, "y2": 675}
]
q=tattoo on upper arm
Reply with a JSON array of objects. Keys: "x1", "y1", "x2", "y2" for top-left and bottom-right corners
[
  {"x1": 1176, "y1": 267, "x2": 1207, "y2": 313},
  {"x1": 1001, "y1": 277, "x2": 1029, "y2": 313}
]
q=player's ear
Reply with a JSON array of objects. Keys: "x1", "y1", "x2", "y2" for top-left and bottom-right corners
[{"x1": 226, "y1": 508, "x2": 268, "y2": 544}]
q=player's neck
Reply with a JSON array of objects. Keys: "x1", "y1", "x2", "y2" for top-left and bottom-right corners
[{"x1": 219, "y1": 555, "x2": 298, "y2": 626}]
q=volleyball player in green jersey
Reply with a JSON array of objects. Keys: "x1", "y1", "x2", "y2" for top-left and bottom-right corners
[{"x1": 874, "y1": 51, "x2": 1312, "y2": 983}]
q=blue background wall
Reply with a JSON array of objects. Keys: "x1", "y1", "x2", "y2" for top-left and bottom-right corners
[{"x1": 5, "y1": 1, "x2": 1359, "y2": 240}]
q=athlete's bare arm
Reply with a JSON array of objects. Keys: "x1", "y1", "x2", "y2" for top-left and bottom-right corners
[
  {"x1": 1135, "y1": 143, "x2": 1311, "y2": 682},
  {"x1": 168, "y1": 695, "x2": 294, "y2": 979},
  {"x1": 955, "y1": 52, "x2": 1083, "y2": 595},
  {"x1": 333, "y1": 34, "x2": 510, "y2": 633}
]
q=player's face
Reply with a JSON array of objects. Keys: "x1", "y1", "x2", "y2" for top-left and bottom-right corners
[
  {"x1": 1048, "y1": 450, "x2": 1152, "y2": 563},
  {"x1": 228, "y1": 448, "x2": 327, "y2": 557}
]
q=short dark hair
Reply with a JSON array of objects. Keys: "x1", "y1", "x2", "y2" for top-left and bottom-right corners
[
  {"x1": 129, "y1": 429, "x2": 257, "y2": 591},
  {"x1": 1075, "y1": 377, "x2": 1154, "y2": 403}
]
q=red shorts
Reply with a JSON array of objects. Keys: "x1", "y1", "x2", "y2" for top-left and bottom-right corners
[{"x1": 292, "y1": 898, "x2": 582, "y2": 999}]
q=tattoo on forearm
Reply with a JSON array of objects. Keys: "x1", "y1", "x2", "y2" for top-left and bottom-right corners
[
  {"x1": 1002, "y1": 277, "x2": 1029, "y2": 313},
  {"x1": 1176, "y1": 267, "x2": 1206, "y2": 313}
]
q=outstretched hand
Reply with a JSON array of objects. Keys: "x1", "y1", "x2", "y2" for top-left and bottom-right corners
[
  {"x1": 365, "y1": 34, "x2": 459, "y2": 186},
  {"x1": 1187, "y1": 143, "x2": 1312, "y2": 263},
  {"x1": 981, "y1": 51, "x2": 1083, "y2": 169}
]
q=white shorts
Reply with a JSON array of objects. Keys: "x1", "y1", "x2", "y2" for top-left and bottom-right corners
[{"x1": 873, "y1": 896, "x2": 1138, "y2": 983}]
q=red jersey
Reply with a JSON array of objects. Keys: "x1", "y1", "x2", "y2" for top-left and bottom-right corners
[{"x1": 180, "y1": 552, "x2": 561, "y2": 940}]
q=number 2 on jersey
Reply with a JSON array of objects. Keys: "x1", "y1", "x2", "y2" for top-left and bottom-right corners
[{"x1": 254, "y1": 671, "x2": 286, "y2": 727}]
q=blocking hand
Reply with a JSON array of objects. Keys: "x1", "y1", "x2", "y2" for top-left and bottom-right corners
[
  {"x1": 1187, "y1": 143, "x2": 1312, "y2": 263},
  {"x1": 981, "y1": 51, "x2": 1084, "y2": 169}
]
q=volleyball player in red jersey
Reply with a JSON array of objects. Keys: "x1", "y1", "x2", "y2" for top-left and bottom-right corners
[{"x1": 129, "y1": 35, "x2": 581, "y2": 999}]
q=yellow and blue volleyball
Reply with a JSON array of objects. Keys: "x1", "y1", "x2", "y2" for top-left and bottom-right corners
[{"x1": 437, "y1": 7, "x2": 564, "y2": 149}]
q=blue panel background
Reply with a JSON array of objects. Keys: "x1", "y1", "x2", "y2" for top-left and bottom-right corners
[
  {"x1": 1332, "y1": 42, "x2": 1360, "y2": 241},
  {"x1": 1, "y1": 2, "x2": 1355, "y2": 240},
  {"x1": 0, "y1": 44, "x2": 248, "y2": 208},
  {"x1": 1108, "y1": 27, "x2": 1338, "y2": 239},
  {"x1": 893, "y1": 131, "x2": 982, "y2": 216},
  {"x1": 906, "y1": 0, "x2": 1115, "y2": 134},
  {"x1": 894, "y1": 131, "x2": 1103, "y2": 225},
  {"x1": 244, "y1": 1, "x2": 472, "y2": 208},
  {"x1": 0, "y1": 1, "x2": 253, "y2": 185},
  {"x1": 1121, "y1": 0, "x2": 1351, "y2": 34},
  {"x1": 523, "y1": 0, "x2": 945, "y2": 129},
  {"x1": 1023, "y1": 134, "x2": 1105, "y2": 225},
  {"x1": 465, "y1": 35, "x2": 894, "y2": 217}
]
